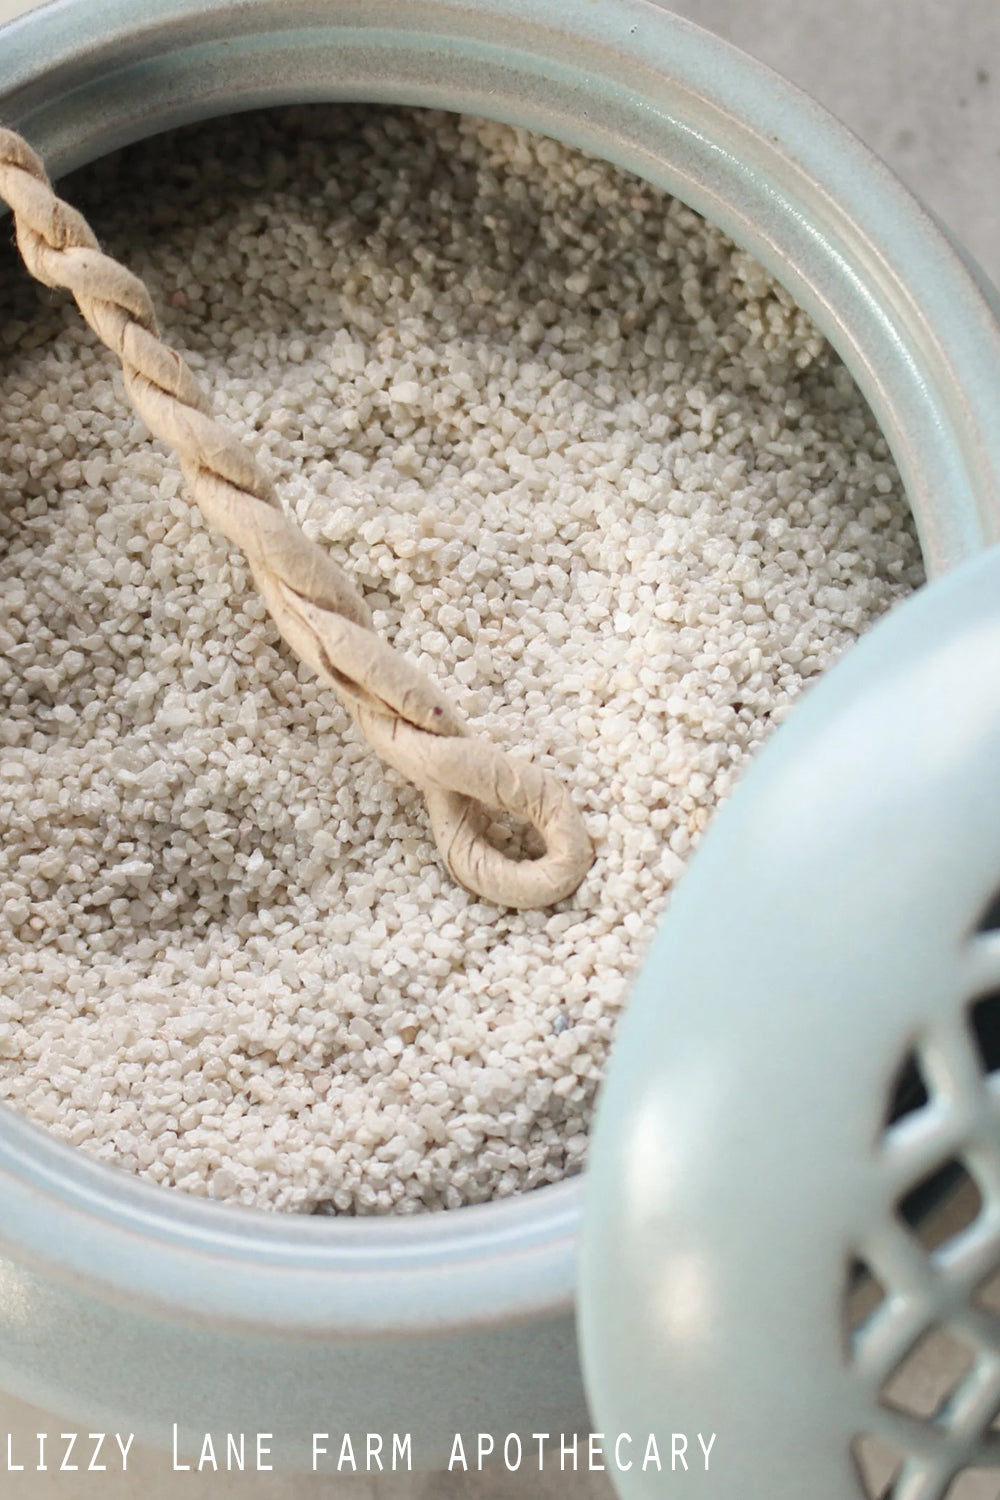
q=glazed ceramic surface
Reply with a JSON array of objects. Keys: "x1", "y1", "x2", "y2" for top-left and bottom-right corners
[
  {"x1": 581, "y1": 540, "x2": 1000, "y2": 1499},
  {"x1": 1, "y1": 0, "x2": 1000, "y2": 1469}
]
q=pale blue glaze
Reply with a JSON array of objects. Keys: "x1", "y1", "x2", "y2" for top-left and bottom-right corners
[{"x1": 581, "y1": 540, "x2": 1000, "y2": 1498}]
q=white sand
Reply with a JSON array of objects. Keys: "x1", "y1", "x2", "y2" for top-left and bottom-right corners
[{"x1": 0, "y1": 106, "x2": 923, "y2": 1212}]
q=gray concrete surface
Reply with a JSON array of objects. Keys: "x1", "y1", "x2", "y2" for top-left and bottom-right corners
[{"x1": 665, "y1": 0, "x2": 1000, "y2": 286}]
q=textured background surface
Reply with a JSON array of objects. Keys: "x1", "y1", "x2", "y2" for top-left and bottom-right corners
[
  {"x1": 667, "y1": 0, "x2": 1000, "y2": 285},
  {"x1": 0, "y1": 0, "x2": 998, "y2": 1495}
]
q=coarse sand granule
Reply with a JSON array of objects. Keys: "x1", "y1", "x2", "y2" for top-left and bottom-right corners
[{"x1": 0, "y1": 106, "x2": 924, "y2": 1213}]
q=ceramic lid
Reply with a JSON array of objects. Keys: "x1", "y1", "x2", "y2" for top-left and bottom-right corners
[{"x1": 578, "y1": 543, "x2": 1000, "y2": 1499}]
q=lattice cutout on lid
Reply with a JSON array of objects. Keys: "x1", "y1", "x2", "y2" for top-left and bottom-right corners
[
  {"x1": 896, "y1": 1160, "x2": 984, "y2": 1250},
  {"x1": 851, "y1": 1433, "x2": 905, "y2": 1499},
  {"x1": 969, "y1": 994, "x2": 1000, "y2": 1079},
  {"x1": 943, "y1": 1471, "x2": 1000, "y2": 1499},
  {"x1": 887, "y1": 1047, "x2": 932, "y2": 1128},
  {"x1": 846, "y1": 1257, "x2": 890, "y2": 1339},
  {"x1": 880, "y1": 1324, "x2": 977, "y2": 1420},
  {"x1": 977, "y1": 893, "x2": 1000, "y2": 934},
  {"x1": 846, "y1": 896, "x2": 1000, "y2": 1500},
  {"x1": 973, "y1": 1266, "x2": 1000, "y2": 1319}
]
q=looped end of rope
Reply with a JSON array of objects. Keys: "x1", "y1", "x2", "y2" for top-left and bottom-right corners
[
  {"x1": 424, "y1": 755, "x2": 594, "y2": 911},
  {"x1": 354, "y1": 709, "x2": 594, "y2": 909}
]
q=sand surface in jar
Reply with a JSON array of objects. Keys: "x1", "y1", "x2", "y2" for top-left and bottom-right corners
[{"x1": 0, "y1": 106, "x2": 923, "y2": 1213}]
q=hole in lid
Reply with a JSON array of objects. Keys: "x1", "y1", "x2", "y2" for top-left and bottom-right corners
[
  {"x1": 976, "y1": 888, "x2": 1000, "y2": 933},
  {"x1": 944, "y1": 1470, "x2": 1000, "y2": 1499},
  {"x1": 886, "y1": 1048, "x2": 931, "y2": 1128},
  {"x1": 969, "y1": 992, "x2": 1000, "y2": 1076},
  {"x1": 898, "y1": 1159, "x2": 983, "y2": 1251},
  {"x1": 972, "y1": 1263, "x2": 1000, "y2": 1318},
  {"x1": 850, "y1": 1433, "x2": 905, "y2": 1499},
  {"x1": 880, "y1": 1323, "x2": 977, "y2": 1420},
  {"x1": 845, "y1": 1255, "x2": 889, "y2": 1341}
]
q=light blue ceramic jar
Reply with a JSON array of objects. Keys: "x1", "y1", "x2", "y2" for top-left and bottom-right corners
[{"x1": 1, "y1": 0, "x2": 1000, "y2": 1471}]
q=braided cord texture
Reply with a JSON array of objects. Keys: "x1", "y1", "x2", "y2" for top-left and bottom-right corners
[{"x1": 0, "y1": 127, "x2": 593, "y2": 910}]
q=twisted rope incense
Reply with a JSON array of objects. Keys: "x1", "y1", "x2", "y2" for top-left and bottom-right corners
[{"x1": 0, "y1": 126, "x2": 593, "y2": 910}]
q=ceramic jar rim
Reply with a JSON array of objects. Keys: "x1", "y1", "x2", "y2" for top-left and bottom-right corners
[{"x1": 1, "y1": 0, "x2": 999, "y2": 1339}]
